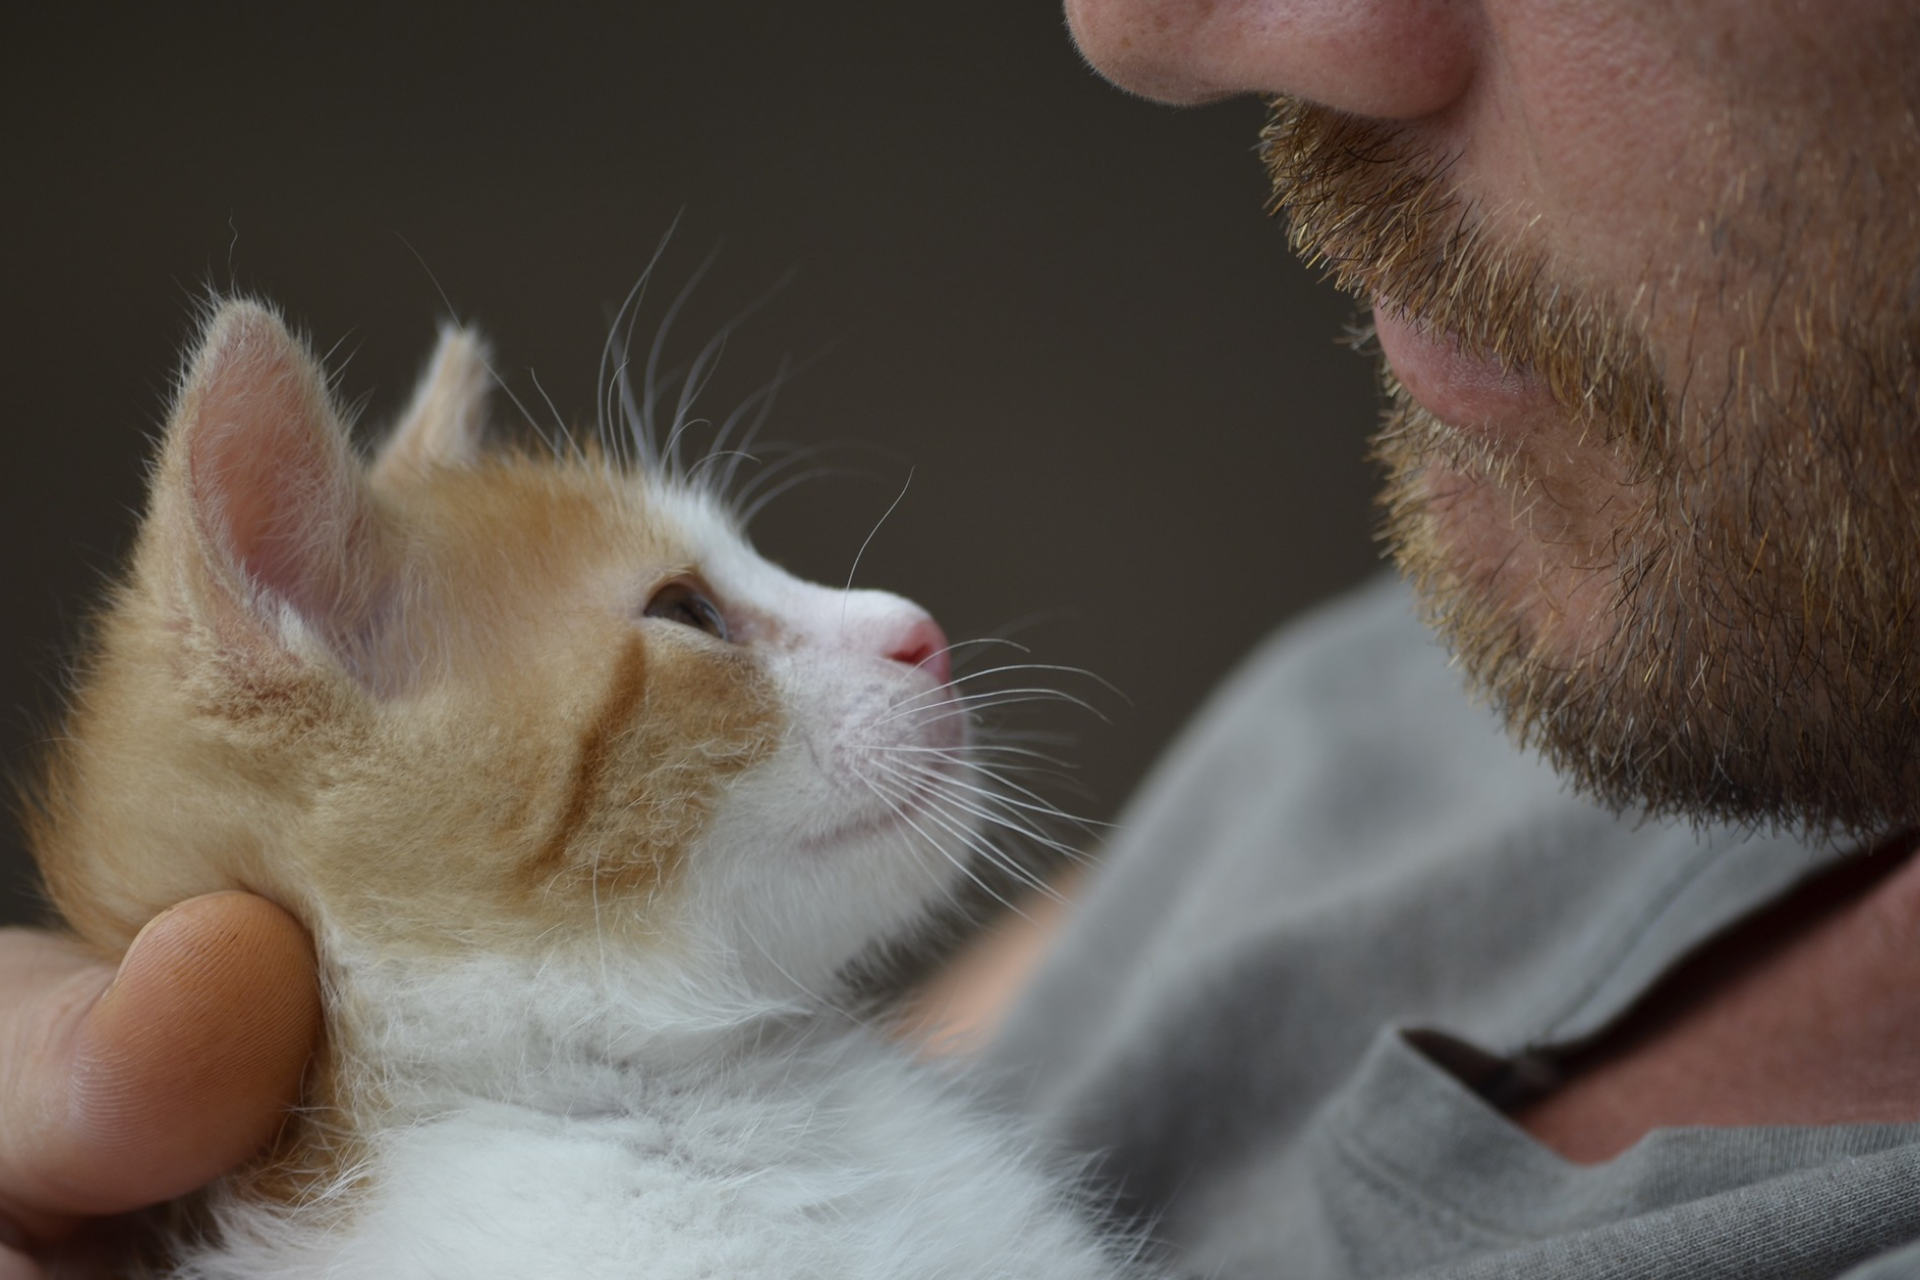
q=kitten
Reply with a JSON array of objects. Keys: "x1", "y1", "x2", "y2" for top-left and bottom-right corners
[{"x1": 29, "y1": 299, "x2": 1149, "y2": 1278}]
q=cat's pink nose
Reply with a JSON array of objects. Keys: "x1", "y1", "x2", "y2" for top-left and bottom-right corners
[{"x1": 886, "y1": 616, "x2": 951, "y2": 685}]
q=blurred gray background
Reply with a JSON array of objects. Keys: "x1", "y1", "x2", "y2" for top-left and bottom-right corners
[{"x1": 1, "y1": 1, "x2": 1380, "y2": 923}]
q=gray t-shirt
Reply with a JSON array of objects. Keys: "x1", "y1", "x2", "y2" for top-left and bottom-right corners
[{"x1": 987, "y1": 577, "x2": 1920, "y2": 1278}]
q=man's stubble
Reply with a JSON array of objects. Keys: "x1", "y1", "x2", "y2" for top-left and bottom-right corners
[{"x1": 1261, "y1": 98, "x2": 1920, "y2": 838}]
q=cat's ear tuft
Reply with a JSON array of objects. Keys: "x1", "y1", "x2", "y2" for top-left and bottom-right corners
[
  {"x1": 372, "y1": 324, "x2": 492, "y2": 485},
  {"x1": 151, "y1": 299, "x2": 390, "y2": 673}
]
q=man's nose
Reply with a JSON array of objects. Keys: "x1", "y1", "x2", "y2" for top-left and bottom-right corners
[{"x1": 1064, "y1": 0, "x2": 1481, "y2": 120}]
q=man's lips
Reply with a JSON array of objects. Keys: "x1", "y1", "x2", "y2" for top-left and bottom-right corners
[{"x1": 1372, "y1": 304, "x2": 1557, "y2": 437}]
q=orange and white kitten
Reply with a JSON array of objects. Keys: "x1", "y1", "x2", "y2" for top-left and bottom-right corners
[{"x1": 30, "y1": 300, "x2": 1147, "y2": 1278}]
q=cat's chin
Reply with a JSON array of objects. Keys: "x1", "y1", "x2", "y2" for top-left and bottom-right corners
[
  {"x1": 797, "y1": 804, "x2": 920, "y2": 858},
  {"x1": 797, "y1": 745, "x2": 971, "y2": 854}
]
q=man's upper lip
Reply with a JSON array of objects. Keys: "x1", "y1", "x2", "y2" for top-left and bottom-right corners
[{"x1": 1372, "y1": 303, "x2": 1557, "y2": 434}]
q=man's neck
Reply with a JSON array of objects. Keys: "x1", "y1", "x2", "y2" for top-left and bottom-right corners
[{"x1": 1515, "y1": 831, "x2": 1920, "y2": 1163}]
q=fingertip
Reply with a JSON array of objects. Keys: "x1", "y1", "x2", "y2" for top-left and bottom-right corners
[{"x1": 60, "y1": 893, "x2": 320, "y2": 1213}]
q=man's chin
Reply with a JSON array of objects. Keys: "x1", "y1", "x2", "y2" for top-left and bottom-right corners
[
  {"x1": 1382, "y1": 440, "x2": 1917, "y2": 841},
  {"x1": 1374, "y1": 414, "x2": 1626, "y2": 684},
  {"x1": 1378, "y1": 417, "x2": 1740, "y2": 829}
]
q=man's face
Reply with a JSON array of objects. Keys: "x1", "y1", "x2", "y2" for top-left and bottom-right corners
[{"x1": 1070, "y1": 0, "x2": 1920, "y2": 835}]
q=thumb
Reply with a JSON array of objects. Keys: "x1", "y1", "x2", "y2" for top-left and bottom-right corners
[{"x1": 0, "y1": 891, "x2": 320, "y2": 1243}]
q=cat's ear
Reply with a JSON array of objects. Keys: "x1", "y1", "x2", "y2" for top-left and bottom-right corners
[
  {"x1": 371, "y1": 324, "x2": 492, "y2": 485},
  {"x1": 147, "y1": 299, "x2": 392, "y2": 676}
]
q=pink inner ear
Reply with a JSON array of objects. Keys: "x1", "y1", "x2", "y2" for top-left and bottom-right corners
[{"x1": 185, "y1": 320, "x2": 369, "y2": 638}]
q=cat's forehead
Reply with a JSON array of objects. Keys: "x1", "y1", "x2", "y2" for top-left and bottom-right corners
[{"x1": 400, "y1": 454, "x2": 713, "y2": 589}]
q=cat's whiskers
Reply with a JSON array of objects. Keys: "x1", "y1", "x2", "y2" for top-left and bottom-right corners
[
  {"x1": 890, "y1": 755, "x2": 1094, "y2": 855},
  {"x1": 636, "y1": 248, "x2": 719, "y2": 472},
  {"x1": 596, "y1": 224, "x2": 676, "y2": 467},
  {"x1": 865, "y1": 727, "x2": 1068, "y2": 796},
  {"x1": 660, "y1": 344, "x2": 727, "y2": 475},
  {"x1": 875, "y1": 742, "x2": 1078, "y2": 776},
  {"x1": 872, "y1": 760, "x2": 1086, "y2": 870},
  {"x1": 870, "y1": 688, "x2": 1107, "y2": 739},
  {"x1": 871, "y1": 661, "x2": 1121, "y2": 720},
  {"x1": 527, "y1": 368, "x2": 574, "y2": 456},
  {"x1": 392, "y1": 236, "x2": 576, "y2": 466},
  {"x1": 862, "y1": 743, "x2": 1075, "y2": 868},
  {"x1": 855, "y1": 770, "x2": 1043, "y2": 917},
  {"x1": 683, "y1": 448, "x2": 762, "y2": 491},
  {"x1": 722, "y1": 442, "x2": 824, "y2": 505},
  {"x1": 711, "y1": 352, "x2": 794, "y2": 496},
  {"x1": 943, "y1": 635, "x2": 1032, "y2": 662},
  {"x1": 486, "y1": 359, "x2": 558, "y2": 456},
  {"x1": 737, "y1": 459, "x2": 862, "y2": 527},
  {"x1": 929, "y1": 746, "x2": 1085, "y2": 799},
  {"x1": 840, "y1": 469, "x2": 916, "y2": 631},
  {"x1": 872, "y1": 755, "x2": 1104, "y2": 840},
  {"x1": 869, "y1": 768, "x2": 1071, "y2": 912},
  {"x1": 841, "y1": 648, "x2": 1118, "y2": 922},
  {"x1": 592, "y1": 230, "x2": 828, "y2": 505},
  {"x1": 665, "y1": 267, "x2": 797, "y2": 480},
  {"x1": 929, "y1": 637, "x2": 1042, "y2": 687}
]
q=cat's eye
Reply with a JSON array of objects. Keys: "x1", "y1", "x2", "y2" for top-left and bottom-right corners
[{"x1": 643, "y1": 579, "x2": 730, "y2": 642}]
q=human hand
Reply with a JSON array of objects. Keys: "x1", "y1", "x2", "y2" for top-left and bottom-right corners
[
  {"x1": 900, "y1": 876, "x2": 1079, "y2": 1057},
  {"x1": 0, "y1": 892, "x2": 320, "y2": 1279}
]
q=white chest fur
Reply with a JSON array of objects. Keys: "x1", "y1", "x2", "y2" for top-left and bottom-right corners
[{"x1": 179, "y1": 1025, "x2": 1146, "y2": 1280}]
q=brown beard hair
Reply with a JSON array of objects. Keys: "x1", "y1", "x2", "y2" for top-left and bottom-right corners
[{"x1": 1259, "y1": 96, "x2": 1920, "y2": 839}]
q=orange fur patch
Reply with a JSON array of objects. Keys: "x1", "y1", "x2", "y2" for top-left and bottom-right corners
[{"x1": 528, "y1": 633, "x2": 654, "y2": 881}]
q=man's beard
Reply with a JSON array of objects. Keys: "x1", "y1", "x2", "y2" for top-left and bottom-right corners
[{"x1": 1260, "y1": 98, "x2": 1920, "y2": 838}]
